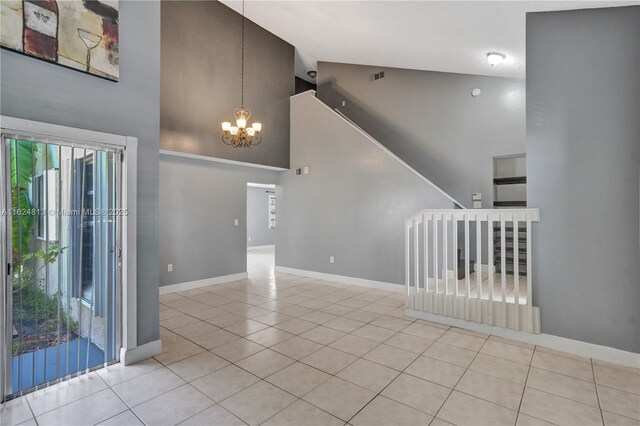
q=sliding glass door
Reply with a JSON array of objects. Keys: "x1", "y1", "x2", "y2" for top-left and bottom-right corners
[{"x1": 2, "y1": 135, "x2": 122, "y2": 399}]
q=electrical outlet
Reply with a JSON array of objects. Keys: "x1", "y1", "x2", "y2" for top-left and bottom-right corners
[
  {"x1": 234, "y1": 219, "x2": 239, "y2": 226},
  {"x1": 473, "y1": 201, "x2": 482, "y2": 209},
  {"x1": 295, "y1": 168, "x2": 302, "y2": 175},
  {"x1": 473, "y1": 192, "x2": 482, "y2": 200},
  {"x1": 329, "y1": 256, "x2": 335, "y2": 264},
  {"x1": 341, "y1": 100, "x2": 346, "y2": 107},
  {"x1": 168, "y1": 264, "x2": 173, "y2": 272},
  {"x1": 248, "y1": 237, "x2": 251, "y2": 242},
  {"x1": 303, "y1": 166, "x2": 310, "y2": 175}
]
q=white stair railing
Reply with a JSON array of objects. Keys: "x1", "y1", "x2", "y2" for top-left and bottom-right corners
[{"x1": 405, "y1": 209, "x2": 541, "y2": 333}]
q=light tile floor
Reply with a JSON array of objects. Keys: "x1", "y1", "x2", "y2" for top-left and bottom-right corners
[{"x1": 2, "y1": 248, "x2": 639, "y2": 425}]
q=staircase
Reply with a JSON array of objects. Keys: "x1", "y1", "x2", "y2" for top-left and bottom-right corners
[{"x1": 493, "y1": 223, "x2": 527, "y2": 275}]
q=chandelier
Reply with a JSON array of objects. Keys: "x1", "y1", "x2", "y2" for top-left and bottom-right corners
[{"x1": 221, "y1": 0, "x2": 262, "y2": 148}]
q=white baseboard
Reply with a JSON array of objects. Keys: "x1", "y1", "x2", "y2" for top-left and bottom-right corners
[
  {"x1": 120, "y1": 339, "x2": 162, "y2": 366},
  {"x1": 275, "y1": 266, "x2": 403, "y2": 293},
  {"x1": 159, "y1": 273, "x2": 248, "y2": 295},
  {"x1": 474, "y1": 263, "x2": 496, "y2": 274},
  {"x1": 406, "y1": 309, "x2": 640, "y2": 369},
  {"x1": 247, "y1": 244, "x2": 275, "y2": 251}
]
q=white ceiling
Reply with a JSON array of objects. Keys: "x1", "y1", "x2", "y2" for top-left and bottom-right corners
[{"x1": 220, "y1": 1, "x2": 638, "y2": 80}]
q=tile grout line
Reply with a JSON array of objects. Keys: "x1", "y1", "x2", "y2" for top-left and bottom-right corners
[
  {"x1": 343, "y1": 325, "x2": 455, "y2": 424},
  {"x1": 430, "y1": 328, "x2": 488, "y2": 424},
  {"x1": 591, "y1": 358, "x2": 606, "y2": 426},
  {"x1": 257, "y1": 319, "x2": 430, "y2": 425},
  {"x1": 514, "y1": 345, "x2": 535, "y2": 425}
]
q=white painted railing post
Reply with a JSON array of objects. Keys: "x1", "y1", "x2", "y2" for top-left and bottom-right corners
[
  {"x1": 443, "y1": 216, "x2": 449, "y2": 315},
  {"x1": 453, "y1": 214, "x2": 458, "y2": 318},
  {"x1": 405, "y1": 219, "x2": 410, "y2": 299},
  {"x1": 464, "y1": 215, "x2": 470, "y2": 321},
  {"x1": 526, "y1": 220, "x2": 533, "y2": 332},
  {"x1": 514, "y1": 219, "x2": 520, "y2": 329},
  {"x1": 423, "y1": 213, "x2": 429, "y2": 300},
  {"x1": 488, "y1": 214, "x2": 495, "y2": 325},
  {"x1": 475, "y1": 214, "x2": 482, "y2": 320},
  {"x1": 414, "y1": 216, "x2": 420, "y2": 299},
  {"x1": 433, "y1": 216, "x2": 439, "y2": 300},
  {"x1": 500, "y1": 216, "x2": 507, "y2": 327}
]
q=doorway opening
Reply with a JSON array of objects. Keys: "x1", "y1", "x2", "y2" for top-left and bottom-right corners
[{"x1": 246, "y1": 183, "x2": 276, "y2": 279}]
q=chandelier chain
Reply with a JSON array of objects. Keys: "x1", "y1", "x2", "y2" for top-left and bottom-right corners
[
  {"x1": 241, "y1": 0, "x2": 245, "y2": 107},
  {"x1": 221, "y1": 0, "x2": 262, "y2": 148}
]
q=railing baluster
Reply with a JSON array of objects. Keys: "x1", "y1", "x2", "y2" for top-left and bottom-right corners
[
  {"x1": 475, "y1": 215, "x2": 482, "y2": 320},
  {"x1": 414, "y1": 216, "x2": 420, "y2": 298},
  {"x1": 464, "y1": 215, "x2": 470, "y2": 320},
  {"x1": 405, "y1": 219, "x2": 410, "y2": 299},
  {"x1": 423, "y1": 213, "x2": 429, "y2": 295},
  {"x1": 488, "y1": 215, "x2": 494, "y2": 325},
  {"x1": 443, "y1": 215, "x2": 449, "y2": 315},
  {"x1": 527, "y1": 219, "x2": 533, "y2": 332},
  {"x1": 453, "y1": 214, "x2": 458, "y2": 318},
  {"x1": 514, "y1": 219, "x2": 520, "y2": 329},
  {"x1": 433, "y1": 215, "x2": 439, "y2": 302},
  {"x1": 500, "y1": 215, "x2": 507, "y2": 327}
]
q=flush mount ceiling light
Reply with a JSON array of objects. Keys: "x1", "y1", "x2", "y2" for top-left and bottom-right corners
[
  {"x1": 487, "y1": 52, "x2": 506, "y2": 66},
  {"x1": 221, "y1": 0, "x2": 262, "y2": 148}
]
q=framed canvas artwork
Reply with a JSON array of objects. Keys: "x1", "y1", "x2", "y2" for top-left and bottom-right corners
[{"x1": 0, "y1": 0, "x2": 119, "y2": 81}]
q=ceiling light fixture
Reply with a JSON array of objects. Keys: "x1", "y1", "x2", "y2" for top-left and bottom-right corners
[
  {"x1": 222, "y1": 0, "x2": 262, "y2": 148},
  {"x1": 487, "y1": 52, "x2": 506, "y2": 66}
]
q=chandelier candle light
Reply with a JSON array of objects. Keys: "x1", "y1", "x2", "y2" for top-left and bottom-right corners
[{"x1": 221, "y1": 0, "x2": 262, "y2": 147}]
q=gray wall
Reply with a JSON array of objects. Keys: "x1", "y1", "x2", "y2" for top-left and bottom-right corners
[
  {"x1": 247, "y1": 187, "x2": 275, "y2": 247},
  {"x1": 527, "y1": 6, "x2": 640, "y2": 352},
  {"x1": 0, "y1": 1, "x2": 161, "y2": 345},
  {"x1": 276, "y1": 92, "x2": 453, "y2": 285},
  {"x1": 161, "y1": 1, "x2": 294, "y2": 169},
  {"x1": 317, "y1": 62, "x2": 526, "y2": 210},
  {"x1": 159, "y1": 156, "x2": 279, "y2": 286}
]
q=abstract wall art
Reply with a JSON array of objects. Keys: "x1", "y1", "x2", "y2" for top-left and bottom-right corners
[{"x1": 1, "y1": 0, "x2": 119, "y2": 81}]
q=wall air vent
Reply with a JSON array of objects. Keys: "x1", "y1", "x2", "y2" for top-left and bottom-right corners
[{"x1": 372, "y1": 71, "x2": 385, "y2": 81}]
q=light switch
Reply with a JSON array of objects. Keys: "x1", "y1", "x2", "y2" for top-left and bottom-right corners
[
  {"x1": 473, "y1": 201, "x2": 482, "y2": 209},
  {"x1": 167, "y1": 264, "x2": 173, "y2": 272},
  {"x1": 473, "y1": 192, "x2": 482, "y2": 201},
  {"x1": 234, "y1": 219, "x2": 239, "y2": 226}
]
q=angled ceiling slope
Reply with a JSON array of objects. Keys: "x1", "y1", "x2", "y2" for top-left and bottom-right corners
[{"x1": 221, "y1": 0, "x2": 638, "y2": 80}]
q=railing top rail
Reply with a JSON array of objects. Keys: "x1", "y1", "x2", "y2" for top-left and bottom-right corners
[{"x1": 406, "y1": 208, "x2": 540, "y2": 224}]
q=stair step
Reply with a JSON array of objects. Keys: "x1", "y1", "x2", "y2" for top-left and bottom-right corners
[
  {"x1": 494, "y1": 201, "x2": 527, "y2": 207},
  {"x1": 494, "y1": 237, "x2": 528, "y2": 244},
  {"x1": 493, "y1": 225, "x2": 527, "y2": 232},
  {"x1": 494, "y1": 176, "x2": 526, "y2": 185}
]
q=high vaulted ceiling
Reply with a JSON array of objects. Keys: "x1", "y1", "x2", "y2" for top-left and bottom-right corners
[{"x1": 220, "y1": 1, "x2": 638, "y2": 80}]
